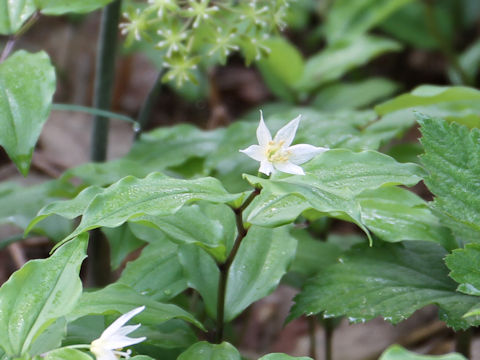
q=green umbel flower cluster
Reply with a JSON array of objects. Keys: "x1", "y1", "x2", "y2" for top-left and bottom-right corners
[{"x1": 120, "y1": 0, "x2": 293, "y2": 86}]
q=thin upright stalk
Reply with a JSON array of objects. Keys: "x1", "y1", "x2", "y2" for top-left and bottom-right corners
[
  {"x1": 0, "y1": 11, "x2": 40, "y2": 63},
  {"x1": 324, "y1": 318, "x2": 334, "y2": 360},
  {"x1": 216, "y1": 188, "x2": 261, "y2": 343},
  {"x1": 308, "y1": 317, "x2": 317, "y2": 360},
  {"x1": 91, "y1": 0, "x2": 122, "y2": 161},
  {"x1": 134, "y1": 70, "x2": 165, "y2": 140},
  {"x1": 87, "y1": 0, "x2": 122, "y2": 287},
  {"x1": 455, "y1": 328, "x2": 472, "y2": 359}
]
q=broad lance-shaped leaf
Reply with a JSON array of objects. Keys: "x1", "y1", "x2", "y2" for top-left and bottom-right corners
[
  {"x1": 295, "y1": 35, "x2": 401, "y2": 92},
  {"x1": 0, "y1": 181, "x2": 72, "y2": 241},
  {"x1": 357, "y1": 187, "x2": 456, "y2": 250},
  {"x1": 67, "y1": 123, "x2": 225, "y2": 186},
  {"x1": 35, "y1": 0, "x2": 114, "y2": 15},
  {"x1": 418, "y1": 115, "x2": 480, "y2": 241},
  {"x1": 68, "y1": 283, "x2": 204, "y2": 330},
  {"x1": 376, "y1": 86, "x2": 480, "y2": 128},
  {"x1": 177, "y1": 342, "x2": 241, "y2": 360},
  {"x1": 324, "y1": 0, "x2": 414, "y2": 43},
  {"x1": 259, "y1": 355, "x2": 312, "y2": 360},
  {"x1": 0, "y1": 50, "x2": 56, "y2": 175},
  {"x1": 43, "y1": 348, "x2": 92, "y2": 360},
  {"x1": 446, "y1": 244, "x2": 480, "y2": 296},
  {"x1": 0, "y1": 0, "x2": 35, "y2": 34},
  {"x1": 27, "y1": 173, "x2": 244, "y2": 246},
  {"x1": 179, "y1": 226, "x2": 297, "y2": 321},
  {"x1": 290, "y1": 241, "x2": 480, "y2": 330},
  {"x1": 118, "y1": 236, "x2": 188, "y2": 302},
  {"x1": 135, "y1": 202, "x2": 236, "y2": 263},
  {"x1": 0, "y1": 234, "x2": 87, "y2": 357},
  {"x1": 244, "y1": 149, "x2": 424, "y2": 241},
  {"x1": 379, "y1": 345, "x2": 466, "y2": 360}
]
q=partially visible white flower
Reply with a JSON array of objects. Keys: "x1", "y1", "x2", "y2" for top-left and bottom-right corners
[
  {"x1": 90, "y1": 306, "x2": 146, "y2": 360},
  {"x1": 240, "y1": 111, "x2": 328, "y2": 176}
]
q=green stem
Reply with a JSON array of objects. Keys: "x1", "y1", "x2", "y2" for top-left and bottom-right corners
[
  {"x1": 88, "y1": 0, "x2": 122, "y2": 287},
  {"x1": 423, "y1": 0, "x2": 472, "y2": 86},
  {"x1": 134, "y1": 70, "x2": 165, "y2": 140},
  {"x1": 90, "y1": 0, "x2": 122, "y2": 162},
  {"x1": 455, "y1": 328, "x2": 472, "y2": 359},
  {"x1": 215, "y1": 188, "x2": 261, "y2": 343}
]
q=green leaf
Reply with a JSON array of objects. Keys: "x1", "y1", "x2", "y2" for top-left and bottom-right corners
[
  {"x1": 0, "y1": 0, "x2": 35, "y2": 35},
  {"x1": 379, "y1": 345, "x2": 467, "y2": 360},
  {"x1": 376, "y1": 86, "x2": 480, "y2": 128},
  {"x1": 259, "y1": 354, "x2": 312, "y2": 360},
  {"x1": 379, "y1": 1, "x2": 454, "y2": 49},
  {"x1": 290, "y1": 241, "x2": 480, "y2": 330},
  {"x1": 31, "y1": 173, "x2": 242, "y2": 246},
  {"x1": 0, "y1": 181, "x2": 72, "y2": 241},
  {"x1": 324, "y1": 0, "x2": 414, "y2": 43},
  {"x1": 225, "y1": 226, "x2": 297, "y2": 321},
  {"x1": 177, "y1": 342, "x2": 241, "y2": 360},
  {"x1": 118, "y1": 237, "x2": 188, "y2": 302},
  {"x1": 0, "y1": 50, "x2": 56, "y2": 175},
  {"x1": 137, "y1": 202, "x2": 236, "y2": 263},
  {"x1": 296, "y1": 35, "x2": 401, "y2": 92},
  {"x1": 35, "y1": 0, "x2": 114, "y2": 14},
  {"x1": 312, "y1": 77, "x2": 399, "y2": 111},
  {"x1": 29, "y1": 318, "x2": 66, "y2": 357},
  {"x1": 448, "y1": 39, "x2": 480, "y2": 85},
  {"x1": 178, "y1": 243, "x2": 219, "y2": 318},
  {"x1": 357, "y1": 187, "x2": 455, "y2": 249},
  {"x1": 257, "y1": 37, "x2": 304, "y2": 102},
  {"x1": 0, "y1": 234, "x2": 87, "y2": 356},
  {"x1": 244, "y1": 150, "x2": 424, "y2": 239},
  {"x1": 26, "y1": 186, "x2": 104, "y2": 233},
  {"x1": 102, "y1": 224, "x2": 145, "y2": 270},
  {"x1": 418, "y1": 115, "x2": 480, "y2": 239},
  {"x1": 445, "y1": 244, "x2": 480, "y2": 296},
  {"x1": 43, "y1": 348, "x2": 92, "y2": 360},
  {"x1": 179, "y1": 226, "x2": 297, "y2": 321},
  {"x1": 65, "y1": 124, "x2": 224, "y2": 186},
  {"x1": 68, "y1": 283, "x2": 204, "y2": 330}
]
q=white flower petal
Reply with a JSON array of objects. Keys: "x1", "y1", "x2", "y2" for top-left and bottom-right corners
[
  {"x1": 288, "y1": 144, "x2": 329, "y2": 165},
  {"x1": 100, "y1": 306, "x2": 145, "y2": 339},
  {"x1": 239, "y1": 145, "x2": 267, "y2": 162},
  {"x1": 91, "y1": 346, "x2": 118, "y2": 360},
  {"x1": 256, "y1": 110, "x2": 272, "y2": 146},
  {"x1": 101, "y1": 334, "x2": 147, "y2": 350},
  {"x1": 259, "y1": 160, "x2": 274, "y2": 175},
  {"x1": 274, "y1": 161, "x2": 305, "y2": 175},
  {"x1": 273, "y1": 114, "x2": 301, "y2": 146}
]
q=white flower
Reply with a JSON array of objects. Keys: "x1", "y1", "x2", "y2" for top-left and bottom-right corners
[
  {"x1": 90, "y1": 306, "x2": 147, "y2": 360},
  {"x1": 240, "y1": 111, "x2": 328, "y2": 176}
]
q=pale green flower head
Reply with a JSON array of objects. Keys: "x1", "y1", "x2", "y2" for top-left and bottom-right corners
[
  {"x1": 90, "y1": 306, "x2": 146, "y2": 360},
  {"x1": 240, "y1": 111, "x2": 329, "y2": 176}
]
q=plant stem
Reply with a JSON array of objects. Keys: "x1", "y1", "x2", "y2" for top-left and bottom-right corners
[
  {"x1": 423, "y1": 0, "x2": 472, "y2": 86},
  {"x1": 87, "y1": 0, "x2": 122, "y2": 287},
  {"x1": 91, "y1": 0, "x2": 122, "y2": 162},
  {"x1": 0, "y1": 37, "x2": 15, "y2": 63},
  {"x1": 0, "y1": 11, "x2": 40, "y2": 63},
  {"x1": 455, "y1": 328, "x2": 472, "y2": 359},
  {"x1": 308, "y1": 317, "x2": 317, "y2": 360},
  {"x1": 215, "y1": 188, "x2": 261, "y2": 343},
  {"x1": 134, "y1": 70, "x2": 165, "y2": 140}
]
